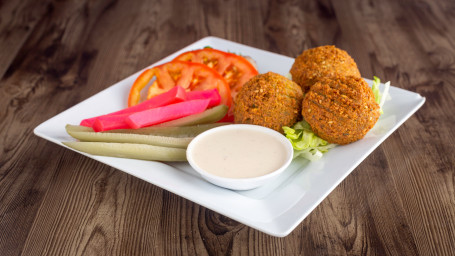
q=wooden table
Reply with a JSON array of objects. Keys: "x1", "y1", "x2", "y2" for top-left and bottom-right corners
[{"x1": 1, "y1": 0, "x2": 454, "y2": 255}]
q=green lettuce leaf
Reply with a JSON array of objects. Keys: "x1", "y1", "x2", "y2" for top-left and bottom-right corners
[
  {"x1": 372, "y1": 76, "x2": 382, "y2": 105},
  {"x1": 283, "y1": 120, "x2": 336, "y2": 161},
  {"x1": 372, "y1": 76, "x2": 391, "y2": 114}
]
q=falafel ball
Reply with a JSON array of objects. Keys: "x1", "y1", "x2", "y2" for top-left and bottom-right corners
[
  {"x1": 290, "y1": 45, "x2": 361, "y2": 93},
  {"x1": 234, "y1": 72, "x2": 303, "y2": 132},
  {"x1": 302, "y1": 75, "x2": 380, "y2": 145}
]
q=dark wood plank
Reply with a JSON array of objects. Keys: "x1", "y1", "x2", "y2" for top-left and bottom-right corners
[
  {"x1": 327, "y1": 0, "x2": 455, "y2": 255},
  {"x1": 0, "y1": 0, "x2": 52, "y2": 79},
  {"x1": 0, "y1": 0, "x2": 123, "y2": 254}
]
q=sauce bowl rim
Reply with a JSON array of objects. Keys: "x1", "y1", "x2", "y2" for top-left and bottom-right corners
[{"x1": 186, "y1": 124, "x2": 294, "y2": 190}]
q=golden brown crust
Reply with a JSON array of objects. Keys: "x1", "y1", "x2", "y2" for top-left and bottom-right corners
[
  {"x1": 290, "y1": 45, "x2": 361, "y2": 93},
  {"x1": 302, "y1": 75, "x2": 380, "y2": 144},
  {"x1": 234, "y1": 72, "x2": 304, "y2": 132}
]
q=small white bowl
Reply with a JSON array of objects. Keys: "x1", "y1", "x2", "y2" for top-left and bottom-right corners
[{"x1": 187, "y1": 124, "x2": 293, "y2": 190}]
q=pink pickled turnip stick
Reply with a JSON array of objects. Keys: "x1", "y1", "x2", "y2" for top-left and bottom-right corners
[
  {"x1": 126, "y1": 99, "x2": 211, "y2": 129},
  {"x1": 80, "y1": 86, "x2": 186, "y2": 127}
]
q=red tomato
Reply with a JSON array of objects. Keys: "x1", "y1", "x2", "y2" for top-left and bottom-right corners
[
  {"x1": 128, "y1": 61, "x2": 231, "y2": 108},
  {"x1": 173, "y1": 48, "x2": 258, "y2": 99}
]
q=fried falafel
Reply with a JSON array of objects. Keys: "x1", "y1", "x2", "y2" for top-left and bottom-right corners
[
  {"x1": 234, "y1": 72, "x2": 303, "y2": 132},
  {"x1": 302, "y1": 75, "x2": 380, "y2": 145},
  {"x1": 290, "y1": 45, "x2": 361, "y2": 93}
]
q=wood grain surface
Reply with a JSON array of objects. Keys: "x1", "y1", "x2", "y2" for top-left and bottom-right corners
[{"x1": 1, "y1": 0, "x2": 454, "y2": 255}]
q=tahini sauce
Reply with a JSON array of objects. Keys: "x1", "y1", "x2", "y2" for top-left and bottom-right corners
[{"x1": 191, "y1": 128, "x2": 289, "y2": 179}]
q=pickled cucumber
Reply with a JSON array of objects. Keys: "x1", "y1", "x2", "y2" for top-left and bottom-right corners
[
  {"x1": 66, "y1": 122, "x2": 229, "y2": 138},
  {"x1": 66, "y1": 130, "x2": 193, "y2": 148},
  {"x1": 156, "y1": 104, "x2": 228, "y2": 127},
  {"x1": 63, "y1": 142, "x2": 187, "y2": 161}
]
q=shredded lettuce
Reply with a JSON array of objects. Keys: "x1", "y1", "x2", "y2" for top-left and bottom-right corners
[
  {"x1": 283, "y1": 120, "x2": 336, "y2": 161},
  {"x1": 372, "y1": 76, "x2": 391, "y2": 114},
  {"x1": 372, "y1": 76, "x2": 381, "y2": 104},
  {"x1": 285, "y1": 72, "x2": 293, "y2": 80}
]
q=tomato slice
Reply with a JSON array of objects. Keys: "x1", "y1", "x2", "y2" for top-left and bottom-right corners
[
  {"x1": 173, "y1": 48, "x2": 258, "y2": 99},
  {"x1": 128, "y1": 61, "x2": 231, "y2": 108}
]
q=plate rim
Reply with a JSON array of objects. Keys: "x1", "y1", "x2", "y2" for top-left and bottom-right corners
[{"x1": 34, "y1": 36, "x2": 426, "y2": 237}]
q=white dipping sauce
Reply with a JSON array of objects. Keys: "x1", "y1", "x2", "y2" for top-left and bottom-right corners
[{"x1": 190, "y1": 127, "x2": 289, "y2": 179}]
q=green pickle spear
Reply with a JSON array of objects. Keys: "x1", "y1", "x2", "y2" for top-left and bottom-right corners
[
  {"x1": 63, "y1": 142, "x2": 187, "y2": 161},
  {"x1": 65, "y1": 122, "x2": 229, "y2": 138},
  {"x1": 156, "y1": 104, "x2": 228, "y2": 127},
  {"x1": 66, "y1": 130, "x2": 193, "y2": 148}
]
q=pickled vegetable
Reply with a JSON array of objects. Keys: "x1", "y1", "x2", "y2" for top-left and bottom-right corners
[
  {"x1": 156, "y1": 104, "x2": 228, "y2": 127},
  {"x1": 126, "y1": 99, "x2": 210, "y2": 129},
  {"x1": 65, "y1": 123, "x2": 229, "y2": 137},
  {"x1": 63, "y1": 142, "x2": 187, "y2": 161},
  {"x1": 81, "y1": 86, "x2": 186, "y2": 127},
  {"x1": 66, "y1": 130, "x2": 193, "y2": 148}
]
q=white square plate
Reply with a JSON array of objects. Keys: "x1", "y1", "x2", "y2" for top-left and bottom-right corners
[{"x1": 34, "y1": 37, "x2": 425, "y2": 237}]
